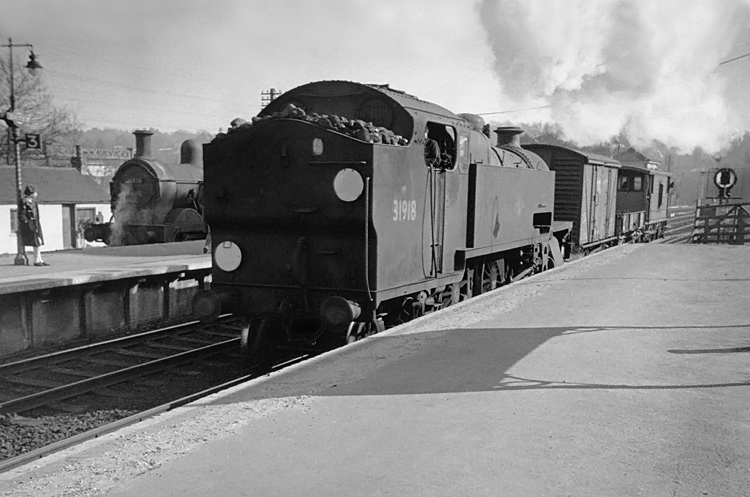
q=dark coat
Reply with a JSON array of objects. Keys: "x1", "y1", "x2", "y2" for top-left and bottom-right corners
[
  {"x1": 18, "y1": 197, "x2": 44, "y2": 247},
  {"x1": 424, "y1": 139, "x2": 441, "y2": 168}
]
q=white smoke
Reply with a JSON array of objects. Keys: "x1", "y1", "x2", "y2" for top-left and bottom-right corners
[
  {"x1": 109, "y1": 184, "x2": 132, "y2": 246},
  {"x1": 110, "y1": 183, "x2": 153, "y2": 245},
  {"x1": 479, "y1": 0, "x2": 750, "y2": 153}
]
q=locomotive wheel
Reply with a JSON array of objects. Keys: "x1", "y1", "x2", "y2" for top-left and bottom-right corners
[
  {"x1": 486, "y1": 262, "x2": 499, "y2": 292},
  {"x1": 340, "y1": 320, "x2": 381, "y2": 347},
  {"x1": 472, "y1": 263, "x2": 485, "y2": 296},
  {"x1": 472, "y1": 259, "x2": 506, "y2": 295},
  {"x1": 443, "y1": 268, "x2": 474, "y2": 307},
  {"x1": 394, "y1": 296, "x2": 421, "y2": 325},
  {"x1": 240, "y1": 318, "x2": 274, "y2": 373},
  {"x1": 548, "y1": 237, "x2": 564, "y2": 268},
  {"x1": 477, "y1": 260, "x2": 507, "y2": 294},
  {"x1": 346, "y1": 323, "x2": 364, "y2": 344}
]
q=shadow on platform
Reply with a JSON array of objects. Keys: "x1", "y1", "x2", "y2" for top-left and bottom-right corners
[{"x1": 209, "y1": 324, "x2": 750, "y2": 405}]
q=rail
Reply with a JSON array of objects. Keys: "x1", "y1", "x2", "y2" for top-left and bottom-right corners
[{"x1": 0, "y1": 316, "x2": 243, "y2": 415}]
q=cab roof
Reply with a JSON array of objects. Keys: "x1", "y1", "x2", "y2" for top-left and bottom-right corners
[{"x1": 264, "y1": 81, "x2": 459, "y2": 117}]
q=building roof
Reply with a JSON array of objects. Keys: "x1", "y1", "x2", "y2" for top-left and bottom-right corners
[
  {"x1": 613, "y1": 147, "x2": 661, "y2": 171},
  {"x1": 0, "y1": 166, "x2": 109, "y2": 204}
]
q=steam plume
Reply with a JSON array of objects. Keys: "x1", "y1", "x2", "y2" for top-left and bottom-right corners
[
  {"x1": 109, "y1": 184, "x2": 131, "y2": 246},
  {"x1": 479, "y1": 0, "x2": 750, "y2": 153},
  {"x1": 110, "y1": 183, "x2": 152, "y2": 245}
]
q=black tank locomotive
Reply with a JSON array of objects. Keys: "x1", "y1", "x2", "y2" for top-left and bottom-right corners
[{"x1": 193, "y1": 80, "x2": 572, "y2": 369}]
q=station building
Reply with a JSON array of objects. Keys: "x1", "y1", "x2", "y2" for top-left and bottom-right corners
[{"x1": 0, "y1": 166, "x2": 111, "y2": 255}]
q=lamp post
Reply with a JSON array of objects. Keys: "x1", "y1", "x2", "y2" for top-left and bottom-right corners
[{"x1": 1, "y1": 37, "x2": 42, "y2": 265}]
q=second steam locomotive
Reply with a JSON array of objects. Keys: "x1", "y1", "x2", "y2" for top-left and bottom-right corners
[{"x1": 84, "y1": 130, "x2": 207, "y2": 246}]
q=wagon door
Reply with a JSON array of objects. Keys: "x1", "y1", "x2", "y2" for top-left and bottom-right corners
[
  {"x1": 605, "y1": 167, "x2": 618, "y2": 238},
  {"x1": 588, "y1": 164, "x2": 600, "y2": 241},
  {"x1": 580, "y1": 163, "x2": 594, "y2": 246},
  {"x1": 592, "y1": 164, "x2": 613, "y2": 241}
]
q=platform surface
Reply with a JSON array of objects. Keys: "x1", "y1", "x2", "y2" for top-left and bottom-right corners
[
  {"x1": 1, "y1": 243, "x2": 749, "y2": 497},
  {"x1": 0, "y1": 241, "x2": 209, "y2": 294}
]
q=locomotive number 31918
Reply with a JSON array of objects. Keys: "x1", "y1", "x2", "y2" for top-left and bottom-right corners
[{"x1": 393, "y1": 199, "x2": 417, "y2": 221}]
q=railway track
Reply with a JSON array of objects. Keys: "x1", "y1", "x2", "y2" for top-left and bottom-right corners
[
  {"x1": 0, "y1": 316, "x2": 309, "y2": 473},
  {"x1": 0, "y1": 317, "x2": 241, "y2": 415}
]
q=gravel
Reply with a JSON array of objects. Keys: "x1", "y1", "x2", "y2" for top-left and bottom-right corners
[
  {"x1": 0, "y1": 355, "x2": 243, "y2": 465},
  {"x1": 1, "y1": 410, "x2": 136, "y2": 460},
  {"x1": 0, "y1": 396, "x2": 313, "y2": 497}
]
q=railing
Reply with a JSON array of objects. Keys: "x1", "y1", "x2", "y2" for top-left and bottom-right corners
[{"x1": 692, "y1": 202, "x2": 750, "y2": 245}]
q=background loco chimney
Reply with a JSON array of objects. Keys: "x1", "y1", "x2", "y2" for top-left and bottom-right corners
[
  {"x1": 134, "y1": 130, "x2": 154, "y2": 158},
  {"x1": 495, "y1": 126, "x2": 524, "y2": 147}
]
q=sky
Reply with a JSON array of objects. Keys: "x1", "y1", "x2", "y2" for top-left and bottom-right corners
[{"x1": 2, "y1": 0, "x2": 750, "y2": 153}]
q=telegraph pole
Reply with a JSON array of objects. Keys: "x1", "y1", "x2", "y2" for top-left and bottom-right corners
[{"x1": 261, "y1": 88, "x2": 281, "y2": 108}]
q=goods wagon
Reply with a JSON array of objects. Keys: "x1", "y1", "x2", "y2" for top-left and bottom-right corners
[{"x1": 523, "y1": 144, "x2": 620, "y2": 253}]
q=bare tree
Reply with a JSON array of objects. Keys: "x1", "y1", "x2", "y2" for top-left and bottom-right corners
[{"x1": 0, "y1": 55, "x2": 82, "y2": 162}]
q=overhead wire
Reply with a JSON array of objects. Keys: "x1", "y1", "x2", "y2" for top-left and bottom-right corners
[
  {"x1": 718, "y1": 52, "x2": 750, "y2": 66},
  {"x1": 476, "y1": 105, "x2": 551, "y2": 116}
]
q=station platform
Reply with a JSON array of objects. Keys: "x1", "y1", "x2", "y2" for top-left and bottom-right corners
[
  {"x1": 0, "y1": 241, "x2": 208, "y2": 294},
  {"x1": 0, "y1": 242, "x2": 210, "y2": 360},
  {"x1": 2, "y1": 243, "x2": 749, "y2": 496}
]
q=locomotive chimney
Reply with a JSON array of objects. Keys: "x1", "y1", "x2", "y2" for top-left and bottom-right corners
[
  {"x1": 495, "y1": 126, "x2": 524, "y2": 148},
  {"x1": 180, "y1": 139, "x2": 203, "y2": 166},
  {"x1": 134, "y1": 130, "x2": 154, "y2": 159}
]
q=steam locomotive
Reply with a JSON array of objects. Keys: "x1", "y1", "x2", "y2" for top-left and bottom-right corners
[
  {"x1": 83, "y1": 130, "x2": 207, "y2": 246},
  {"x1": 192, "y1": 80, "x2": 573, "y2": 370}
]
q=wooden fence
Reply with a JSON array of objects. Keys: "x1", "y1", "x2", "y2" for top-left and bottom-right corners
[{"x1": 692, "y1": 202, "x2": 750, "y2": 244}]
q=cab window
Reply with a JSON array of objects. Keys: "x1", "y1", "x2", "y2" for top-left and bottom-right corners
[
  {"x1": 618, "y1": 173, "x2": 644, "y2": 192},
  {"x1": 425, "y1": 122, "x2": 456, "y2": 170},
  {"x1": 633, "y1": 176, "x2": 643, "y2": 191},
  {"x1": 618, "y1": 176, "x2": 631, "y2": 191}
]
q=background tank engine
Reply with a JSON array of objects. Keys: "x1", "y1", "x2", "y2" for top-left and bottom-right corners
[{"x1": 84, "y1": 130, "x2": 206, "y2": 245}]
